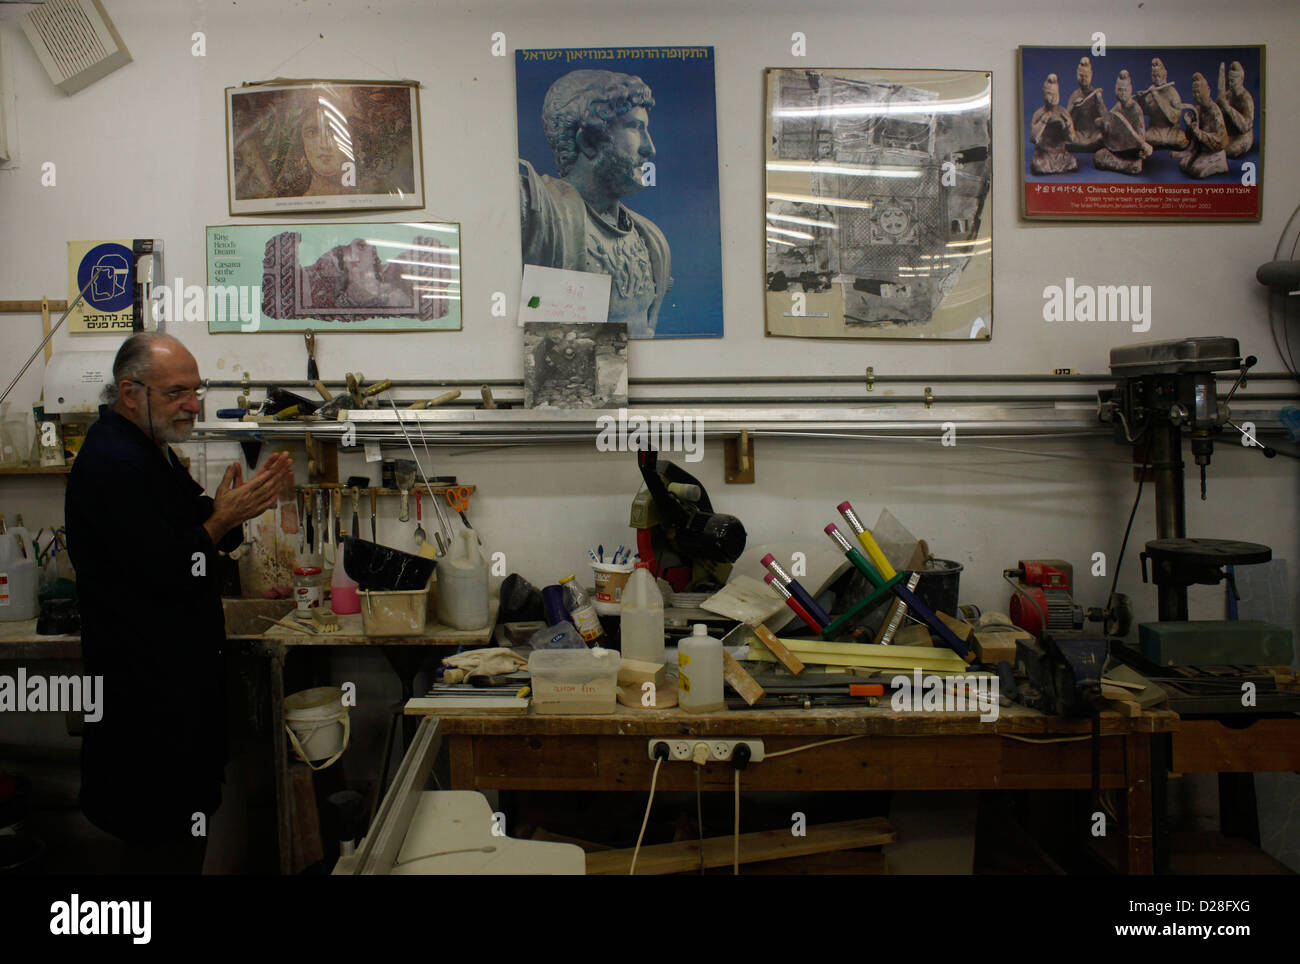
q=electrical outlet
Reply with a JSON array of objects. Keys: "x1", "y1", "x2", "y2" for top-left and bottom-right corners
[{"x1": 647, "y1": 739, "x2": 765, "y2": 763}]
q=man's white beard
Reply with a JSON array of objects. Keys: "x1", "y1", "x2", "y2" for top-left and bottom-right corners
[{"x1": 152, "y1": 412, "x2": 195, "y2": 444}]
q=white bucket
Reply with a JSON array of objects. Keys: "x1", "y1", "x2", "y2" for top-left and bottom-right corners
[{"x1": 284, "y1": 686, "x2": 350, "y2": 771}]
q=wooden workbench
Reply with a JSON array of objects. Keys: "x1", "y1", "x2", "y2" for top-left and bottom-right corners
[
  {"x1": 420, "y1": 702, "x2": 1177, "y2": 874},
  {"x1": 0, "y1": 603, "x2": 497, "y2": 875}
]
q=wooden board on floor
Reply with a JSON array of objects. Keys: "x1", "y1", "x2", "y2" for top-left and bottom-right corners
[{"x1": 586, "y1": 817, "x2": 896, "y2": 875}]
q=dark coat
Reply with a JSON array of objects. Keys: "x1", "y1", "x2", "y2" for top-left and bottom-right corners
[{"x1": 66, "y1": 406, "x2": 241, "y2": 843}]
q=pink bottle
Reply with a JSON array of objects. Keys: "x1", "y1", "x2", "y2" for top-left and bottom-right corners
[{"x1": 330, "y1": 541, "x2": 361, "y2": 615}]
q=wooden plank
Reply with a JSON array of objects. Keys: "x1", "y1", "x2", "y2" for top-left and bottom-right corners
[
  {"x1": 404, "y1": 697, "x2": 528, "y2": 715},
  {"x1": 894, "y1": 625, "x2": 934, "y2": 646},
  {"x1": 747, "y1": 642, "x2": 967, "y2": 673},
  {"x1": 288, "y1": 762, "x2": 323, "y2": 874},
  {"x1": 618, "y1": 659, "x2": 667, "y2": 688},
  {"x1": 0, "y1": 299, "x2": 68, "y2": 312},
  {"x1": 936, "y1": 611, "x2": 975, "y2": 643},
  {"x1": 1122, "y1": 735, "x2": 1154, "y2": 875},
  {"x1": 751, "y1": 624, "x2": 805, "y2": 675},
  {"x1": 724, "y1": 851, "x2": 887, "y2": 875},
  {"x1": 429, "y1": 703, "x2": 1177, "y2": 737},
  {"x1": 721, "y1": 650, "x2": 764, "y2": 706},
  {"x1": 586, "y1": 817, "x2": 896, "y2": 875},
  {"x1": 973, "y1": 628, "x2": 1028, "y2": 665},
  {"x1": 1172, "y1": 718, "x2": 1300, "y2": 773}
]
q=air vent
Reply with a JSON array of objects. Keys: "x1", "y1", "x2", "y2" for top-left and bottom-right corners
[{"x1": 20, "y1": 0, "x2": 131, "y2": 95}]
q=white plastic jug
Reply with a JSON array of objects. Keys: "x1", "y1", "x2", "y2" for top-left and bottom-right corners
[
  {"x1": 0, "y1": 533, "x2": 39, "y2": 622},
  {"x1": 678, "y1": 623, "x2": 723, "y2": 714},
  {"x1": 620, "y1": 563, "x2": 664, "y2": 665},
  {"x1": 435, "y1": 530, "x2": 489, "y2": 630}
]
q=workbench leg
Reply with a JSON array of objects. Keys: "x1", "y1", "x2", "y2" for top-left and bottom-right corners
[
  {"x1": 269, "y1": 647, "x2": 293, "y2": 876},
  {"x1": 448, "y1": 736, "x2": 474, "y2": 790},
  {"x1": 1122, "y1": 734, "x2": 1154, "y2": 875}
]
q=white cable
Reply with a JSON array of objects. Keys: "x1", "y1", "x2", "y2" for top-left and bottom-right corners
[
  {"x1": 630, "y1": 757, "x2": 663, "y2": 875},
  {"x1": 765, "y1": 735, "x2": 865, "y2": 759}
]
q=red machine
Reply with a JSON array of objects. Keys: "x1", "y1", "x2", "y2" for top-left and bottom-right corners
[{"x1": 1007, "y1": 558, "x2": 1131, "y2": 639}]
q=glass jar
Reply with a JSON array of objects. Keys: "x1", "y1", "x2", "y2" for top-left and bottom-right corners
[{"x1": 293, "y1": 566, "x2": 324, "y2": 615}]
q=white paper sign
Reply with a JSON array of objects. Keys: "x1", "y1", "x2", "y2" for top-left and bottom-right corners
[{"x1": 517, "y1": 265, "x2": 611, "y2": 326}]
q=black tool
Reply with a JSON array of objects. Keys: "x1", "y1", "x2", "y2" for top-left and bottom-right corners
[{"x1": 305, "y1": 329, "x2": 318, "y2": 381}]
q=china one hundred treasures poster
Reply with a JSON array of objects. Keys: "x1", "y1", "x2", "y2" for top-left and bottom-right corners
[
  {"x1": 1019, "y1": 45, "x2": 1263, "y2": 220},
  {"x1": 764, "y1": 67, "x2": 992, "y2": 340}
]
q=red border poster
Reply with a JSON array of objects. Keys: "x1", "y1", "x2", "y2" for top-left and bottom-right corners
[{"x1": 1019, "y1": 45, "x2": 1262, "y2": 221}]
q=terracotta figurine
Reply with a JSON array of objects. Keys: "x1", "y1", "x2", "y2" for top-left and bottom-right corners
[
  {"x1": 1137, "y1": 57, "x2": 1189, "y2": 151},
  {"x1": 1030, "y1": 74, "x2": 1078, "y2": 175},
  {"x1": 1065, "y1": 56, "x2": 1106, "y2": 152},
  {"x1": 1174, "y1": 72, "x2": 1229, "y2": 178},
  {"x1": 1094, "y1": 70, "x2": 1152, "y2": 175},
  {"x1": 1216, "y1": 60, "x2": 1255, "y2": 158}
]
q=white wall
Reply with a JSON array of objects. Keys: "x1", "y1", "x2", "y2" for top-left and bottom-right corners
[
  {"x1": 1, "y1": 0, "x2": 1295, "y2": 614},
  {"x1": 1, "y1": 0, "x2": 1297, "y2": 866}
]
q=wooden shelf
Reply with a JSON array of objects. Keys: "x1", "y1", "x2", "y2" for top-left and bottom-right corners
[{"x1": 0, "y1": 465, "x2": 71, "y2": 476}]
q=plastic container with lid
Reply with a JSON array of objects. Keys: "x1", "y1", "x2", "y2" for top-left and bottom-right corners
[
  {"x1": 678, "y1": 623, "x2": 723, "y2": 714},
  {"x1": 528, "y1": 646, "x2": 619, "y2": 715},
  {"x1": 620, "y1": 563, "x2": 664, "y2": 664},
  {"x1": 435, "y1": 530, "x2": 489, "y2": 630},
  {"x1": 0, "y1": 533, "x2": 38, "y2": 622},
  {"x1": 294, "y1": 566, "x2": 324, "y2": 616}
]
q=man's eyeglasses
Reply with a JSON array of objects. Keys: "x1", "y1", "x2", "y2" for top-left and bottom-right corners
[{"x1": 131, "y1": 380, "x2": 207, "y2": 402}]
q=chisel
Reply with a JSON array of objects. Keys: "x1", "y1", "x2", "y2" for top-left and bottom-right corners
[
  {"x1": 351, "y1": 487, "x2": 361, "y2": 539},
  {"x1": 370, "y1": 487, "x2": 378, "y2": 542}
]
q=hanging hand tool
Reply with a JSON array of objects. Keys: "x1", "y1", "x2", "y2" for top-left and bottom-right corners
[
  {"x1": 444, "y1": 485, "x2": 473, "y2": 530},
  {"x1": 351, "y1": 486, "x2": 361, "y2": 539},
  {"x1": 323, "y1": 491, "x2": 334, "y2": 565},
  {"x1": 304, "y1": 329, "x2": 318, "y2": 381},
  {"x1": 369, "y1": 487, "x2": 378, "y2": 543},
  {"x1": 414, "y1": 491, "x2": 426, "y2": 548},
  {"x1": 395, "y1": 460, "x2": 415, "y2": 523},
  {"x1": 304, "y1": 489, "x2": 314, "y2": 553},
  {"x1": 406, "y1": 389, "x2": 461, "y2": 410}
]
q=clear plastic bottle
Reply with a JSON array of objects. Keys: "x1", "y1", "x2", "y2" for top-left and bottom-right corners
[
  {"x1": 620, "y1": 563, "x2": 664, "y2": 664},
  {"x1": 559, "y1": 574, "x2": 604, "y2": 643},
  {"x1": 678, "y1": 623, "x2": 723, "y2": 713}
]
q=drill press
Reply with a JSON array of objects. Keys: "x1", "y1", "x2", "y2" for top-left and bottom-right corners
[{"x1": 1098, "y1": 336, "x2": 1293, "y2": 683}]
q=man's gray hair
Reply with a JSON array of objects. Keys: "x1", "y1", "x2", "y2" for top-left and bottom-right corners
[
  {"x1": 101, "y1": 332, "x2": 173, "y2": 405},
  {"x1": 541, "y1": 69, "x2": 654, "y2": 177}
]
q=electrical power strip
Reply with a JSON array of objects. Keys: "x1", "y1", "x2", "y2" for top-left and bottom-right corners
[{"x1": 646, "y1": 739, "x2": 765, "y2": 763}]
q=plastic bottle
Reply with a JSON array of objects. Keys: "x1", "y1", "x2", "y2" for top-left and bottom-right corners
[
  {"x1": 0, "y1": 532, "x2": 39, "y2": 622},
  {"x1": 435, "y1": 530, "x2": 489, "y2": 630},
  {"x1": 678, "y1": 623, "x2": 723, "y2": 713},
  {"x1": 330, "y1": 540, "x2": 361, "y2": 615},
  {"x1": 620, "y1": 563, "x2": 664, "y2": 664},
  {"x1": 527, "y1": 621, "x2": 587, "y2": 650},
  {"x1": 559, "y1": 574, "x2": 604, "y2": 644}
]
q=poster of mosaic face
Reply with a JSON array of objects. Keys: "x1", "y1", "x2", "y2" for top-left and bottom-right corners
[
  {"x1": 204, "y1": 223, "x2": 460, "y2": 333},
  {"x1": 1019, "y1": 46, "x2": 1263, "y2": 220},
  {"x1": 226, "y1": 80, "x2": 424, "y2": 215},
  {"x1": 763, "y1": 68, "x2": 993, "y2": 341},
  {"x1": 516, "y1": 46, "x2": 724, "y2": 340}
]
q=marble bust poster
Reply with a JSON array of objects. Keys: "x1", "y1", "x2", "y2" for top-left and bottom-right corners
[{"x1": 516, "y1": 46, "x2": 723, "y2": 340}]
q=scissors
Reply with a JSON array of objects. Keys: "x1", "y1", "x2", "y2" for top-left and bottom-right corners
[{"x1": 444, "y1": 486, "x2": 473, "y2": 529}]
